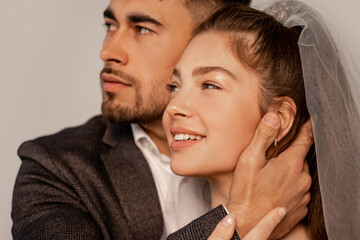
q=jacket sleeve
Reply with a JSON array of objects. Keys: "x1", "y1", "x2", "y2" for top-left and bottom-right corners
[
  {"x1": 12, "y1": 156, "x2": 103, "y2": 240},
  {"x1": 167, "y1": 205, "x2": 240, "y2": 240}
]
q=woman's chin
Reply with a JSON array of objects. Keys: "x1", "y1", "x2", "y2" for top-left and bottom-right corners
[
  {"x1": 170, "y1": 163, "x2": 193, "y2": 177},
  {"x1": 170, "y1": 160, "x2": 202, "y2": 177}
]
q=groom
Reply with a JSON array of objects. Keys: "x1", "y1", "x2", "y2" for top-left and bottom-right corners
[{"x1": 12, "y1": 0, "x2": 312, "y2": 239}]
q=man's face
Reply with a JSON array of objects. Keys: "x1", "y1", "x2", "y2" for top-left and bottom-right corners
[{"x1": 100, "y1": 0, "x2": 194, "y2": 124}]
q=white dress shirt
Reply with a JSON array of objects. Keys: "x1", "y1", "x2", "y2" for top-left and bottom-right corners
[{"x1": 131, "y1": 124, "x2": 211, "y2": 239}]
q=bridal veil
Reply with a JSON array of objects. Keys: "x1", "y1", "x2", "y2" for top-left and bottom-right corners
[{"x1": 261, "y1": 1, "x2": 360, "y2": 239}]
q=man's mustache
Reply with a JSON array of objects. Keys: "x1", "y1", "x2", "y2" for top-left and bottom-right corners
[{"x1": 100, "y1": 66, "x2": 137, "y2": 85}]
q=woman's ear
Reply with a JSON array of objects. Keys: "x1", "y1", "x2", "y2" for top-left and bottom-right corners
[{"x1": 274, "y1": 96, "x2": 296, "y2": 142}]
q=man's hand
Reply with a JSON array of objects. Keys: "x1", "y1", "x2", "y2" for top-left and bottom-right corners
[
  {"x1": 227, "y1": 112, "x2": 313, "y2": 238},
  {"x1": 208, "y1": 207, "x2": 287, "y2": 240}
]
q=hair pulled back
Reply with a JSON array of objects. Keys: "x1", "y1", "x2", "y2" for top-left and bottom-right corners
[{"x1": 194, "y1": 4, "x2": 327, "y2": 239}]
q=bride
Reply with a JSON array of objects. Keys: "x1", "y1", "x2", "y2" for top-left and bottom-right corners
[{"x1": 164, "y1": 1, "x2": 360, "y2": 239}]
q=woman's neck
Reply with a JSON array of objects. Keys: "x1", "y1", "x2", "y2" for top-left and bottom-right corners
[
  {"x1": 208, "y1": 174, "x2": 314, "y2": 240},
  {"x1": 208, "y1": 172, "x2": 234, "y2": 209}
]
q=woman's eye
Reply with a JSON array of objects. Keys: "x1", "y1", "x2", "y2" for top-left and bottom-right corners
[
  {"x1": 135, "y1": 26, "x2": 152, "y2": 35},
  {"x1": 167, "y1": 84, "x2": 180, "y2": 93},
  {"x1": 202, "y1": 82, "x2": 221, "y2": 90}
]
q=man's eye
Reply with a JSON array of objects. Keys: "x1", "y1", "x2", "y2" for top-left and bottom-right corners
[
  {"x1": 135, "y1": 26, "x2": 152, "y2": 35},
  {"x1": 202, "y1": 83, "x2": 221, "y2": 90},
  {"x1": 104, "y1": 23, "x2": 117, "y2": 32},
  {"x1": 167, "y1": 84, "x2": 180, "y2": 93}
]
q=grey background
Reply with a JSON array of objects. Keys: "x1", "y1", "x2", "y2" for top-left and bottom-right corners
[{"x1": 0, "y1": 0, "x2": 359, "y2": 239}]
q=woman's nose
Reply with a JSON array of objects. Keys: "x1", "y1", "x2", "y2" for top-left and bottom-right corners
[{"x1": 165, "y1": 92, "x2": 194, "y2": 119}]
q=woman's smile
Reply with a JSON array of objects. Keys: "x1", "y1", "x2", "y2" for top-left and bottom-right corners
[
  {"x1": 162, "y1": 32, "x2": 261, "y2": 177},
  {"x1": 169, "y1": 126, "x2": 205, "y2": 151}
]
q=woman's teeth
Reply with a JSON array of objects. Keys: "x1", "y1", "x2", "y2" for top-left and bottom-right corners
[{"x1": 173, "y1": 134, "x2": 202, "y2": 141}]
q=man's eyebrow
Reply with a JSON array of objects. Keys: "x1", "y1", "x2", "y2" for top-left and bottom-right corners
[
  {"x1": 192, "y1": 66, "x2": 237, "y2": 79},
  {"x1": 103, "y1": 8, "x2": 116, "y2": 21},
  {"x1": 128, "y1": 14, "x2": 164, "y2": 27},
  {"x1": 173, "y1": 68, "x2": 181, "y2": 78}
]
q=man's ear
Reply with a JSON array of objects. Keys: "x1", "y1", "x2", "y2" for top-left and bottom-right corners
[{"x1": 273, "y1": 96, "x2": 296, "y2": 143}]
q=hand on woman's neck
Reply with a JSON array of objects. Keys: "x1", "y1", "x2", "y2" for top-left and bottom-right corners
[
  {"x1": 208, "y1": 172, "x2": 234, "y2": 208},
  {"x1": 209, "y1": 173, "x2": 314, "y2": 240}
]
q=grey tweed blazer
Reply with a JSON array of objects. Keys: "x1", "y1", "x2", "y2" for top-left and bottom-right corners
[{"x1": 12, "y1": 116, "x2": 237, "y2": 239}]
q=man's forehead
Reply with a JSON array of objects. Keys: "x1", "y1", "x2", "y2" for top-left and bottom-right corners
[{"x1": 106, "y1": 0, "x2": 188, "y2": 23}]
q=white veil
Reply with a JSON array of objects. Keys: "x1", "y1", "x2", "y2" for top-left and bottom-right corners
[{"x1": 262, "y1": 1, "x2": 360, "y2": 239}]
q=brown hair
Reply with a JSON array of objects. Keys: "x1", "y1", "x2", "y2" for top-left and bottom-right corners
[
  {"x1": 182, "y1": 0, "x2": 251, "y2": 27},
  {"x1": 195, "y1": 4, "x2": 327, "y2": 239}
]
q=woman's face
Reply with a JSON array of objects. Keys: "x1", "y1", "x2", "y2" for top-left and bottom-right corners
[{"x1": 162, "y1": 32, "x2": 262, "y2": 178}]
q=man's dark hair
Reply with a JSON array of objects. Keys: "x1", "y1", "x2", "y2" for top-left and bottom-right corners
[{"x1": 183, "y1": 0, "x2": 251, "y2": 27}]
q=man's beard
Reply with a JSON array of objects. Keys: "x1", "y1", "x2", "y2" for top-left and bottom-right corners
[{"x1": 101, "y1": 67, "x2": 169, "y2": 125}]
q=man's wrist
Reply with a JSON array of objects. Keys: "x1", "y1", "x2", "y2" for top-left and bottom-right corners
[
  {"x1": 222, "y1": 205, "x2": 241, "y2": 238},
  {"x1": 225, "y1": 203, "x2": 251, "y2": 238}
]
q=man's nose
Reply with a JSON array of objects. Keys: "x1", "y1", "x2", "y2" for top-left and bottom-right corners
[{"x1": 100, "y1": 30, "x2": 129, "y2": 65}]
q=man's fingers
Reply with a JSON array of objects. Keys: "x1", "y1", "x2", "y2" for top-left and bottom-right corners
[
  {"x1": 239, "y1": 112, "x2": 281, "y2": 169},
  {"x1": 208, "y1": 214, "x2": 236, "y2": 240},
  {"x1": 243, "y1": 207, "x2": 286, "y2": 240},
  {"x1": 282, "y1": 119, "x2": 314, "y2": 162},
  {"x1": 270, "y1": 205, "x2": 308, "y2": 239}
]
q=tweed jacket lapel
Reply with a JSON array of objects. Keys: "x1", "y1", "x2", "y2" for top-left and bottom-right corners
[{"x1": 100, "y1": 122, "x2": 164, "y2": 239}]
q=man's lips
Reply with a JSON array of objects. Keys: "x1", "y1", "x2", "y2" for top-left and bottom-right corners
[{"x1": 101, "y1": 73, "x2": 131, "y2": 92}]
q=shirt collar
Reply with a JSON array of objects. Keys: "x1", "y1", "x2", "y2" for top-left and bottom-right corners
[
  {"x1": 131, "y1": 123, "x2": 170, "y2": 163},
  {"x1": 131, "y1": 123, "x2": 150, "y2": 143}
]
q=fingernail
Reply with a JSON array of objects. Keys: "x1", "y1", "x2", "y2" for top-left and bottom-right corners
[
  {"x1": 263, "y1": 113, "x2": 280, "y2": 128},
  {"x1": 278, "y1": 207, "x2": 286, "y2": 217},
  {"x1": 221, "y1": 214, "x2": 234, "y2": 227}
]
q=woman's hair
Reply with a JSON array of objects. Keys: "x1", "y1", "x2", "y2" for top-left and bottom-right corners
[{"x1": 194, "y1": 4, "x2": 327, "y2": 239}]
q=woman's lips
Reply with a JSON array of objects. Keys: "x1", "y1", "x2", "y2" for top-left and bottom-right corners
[
  {"x1": 170, "y1": 138, "x2": 202, "y2": 151},
  {"x1": 170, "y1": 127, "x2": 205, "y2": 151},
  {"x1": 170, "y1": 127, "x2": 205, "y2": 136}
]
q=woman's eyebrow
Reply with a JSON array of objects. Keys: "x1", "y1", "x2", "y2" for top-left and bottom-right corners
[
  {"x1": 173, "y1": 68, "x2": 181, "y2": 78},
  {"x1": 192, "y1": 66, "x2": 236, "y2": 79}
]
